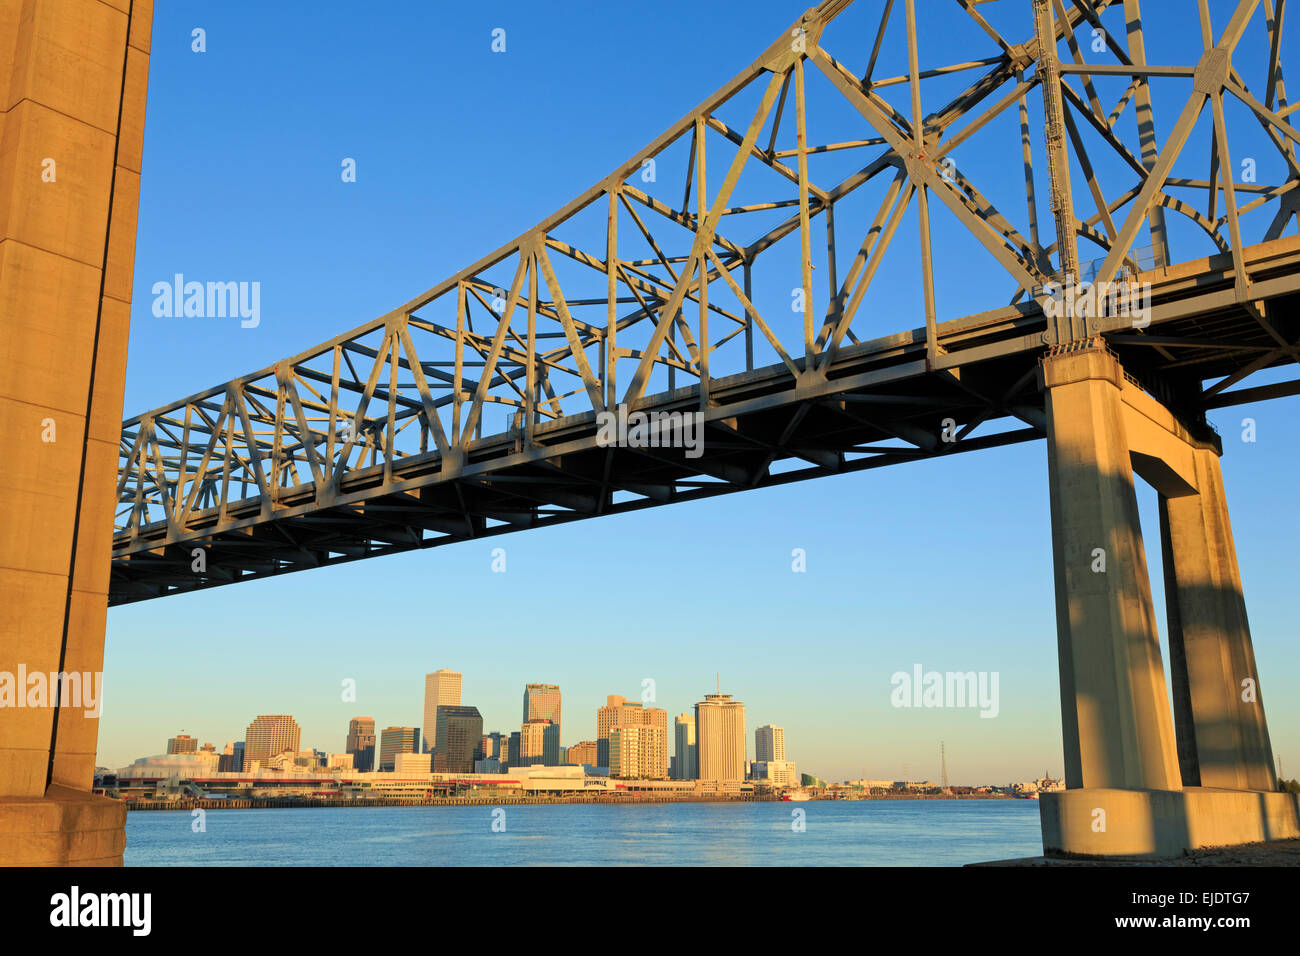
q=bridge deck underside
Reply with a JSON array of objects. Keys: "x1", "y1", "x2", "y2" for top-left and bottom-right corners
[{"x1": 109, "y1": 240, "x2": 1300, "y2": 604}]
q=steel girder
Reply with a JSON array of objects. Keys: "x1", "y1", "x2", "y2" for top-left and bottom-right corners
[{"x1": 111, "y1": 0, "x2": 1300, "y2": 604}]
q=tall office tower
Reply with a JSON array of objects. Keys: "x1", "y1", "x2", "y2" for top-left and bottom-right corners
[
  {"x1": 755, "y1": 724, "x2": 785, "y2": 763},
  {"x1": 432, "y1": 706, "x2": 483, "y2": 773},
  {"x1": 596, "y1": 695, "x2": 669, "y2": 773},
  {"x1": 507, "y1": 732, "x2": 521, "y2": 768},
  {"x1": 595, "y1": 695, "x2": 627, "y2": 764},
  {"x1": 519, "y1": 719, "x2": 560, "y2": 766},
  {"x1": 166, "y1": 734, "x2": 197, "y2": 755},
  {"x1": 218, "y1": 741, "x2": 236, "y2": 773},
  {"x1": 346, "y1": 716, "x2": 376, "y2": 772},
  {"x1": 423, "y1": 670, "x2": 463, "y2": 753},
  {"x1": 523, "y1": 683, "x2": 562, "y2": 740},
  {"x1": 609, "y1": 725, "x2": 669, "y2": 779},
  {"x1": 232, "y1": 742, "x2": 245, "y2": 773},
  {"x1": 378, "y1": 726, "x2": 420, "y2": 772},
  {"x1": 695, "y1": 693, "x2": 746, "y2": 782},
  {"x1": 567, "y1": 740, "x2": 598, "y2": 766},
  {"x1": 674, "y1": 713, "x2": 698, "y2": 780},
  {"x1": 243, "y1": 715, "x2": 302, "y2": 771},
  {"x1": 481, "y1": 731, "x2": 508, "y2": 761}
]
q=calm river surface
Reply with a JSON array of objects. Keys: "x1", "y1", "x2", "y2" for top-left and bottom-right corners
[{"x1": 125, "y1": 799, "x2": 1043, "y2": 865}]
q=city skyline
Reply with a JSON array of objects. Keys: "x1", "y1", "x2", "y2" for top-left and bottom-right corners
[
  {"x1": 96, "y1": 0, "x2": 1299, "y2": 789},
  {"x1": 105, "y1": 672, "x2": 1075, "y2": 788},
  {"x1": 98, "y1": 633, "x2": 1289, "y2": 784}
]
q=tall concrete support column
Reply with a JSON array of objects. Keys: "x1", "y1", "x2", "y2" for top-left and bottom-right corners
[
  {"x1": 1040, "y1": 339, "x2": 1181, "y2": 792},
  {"x1": 0, "y1": 0, "x2": 152, "y2": 865},
  {"x1": 1039, "y1": 340, "x2": 1299, "y2": 857},
  {"x1": 1160, "y1": 448, "x2": 1277, "y2": 791}
]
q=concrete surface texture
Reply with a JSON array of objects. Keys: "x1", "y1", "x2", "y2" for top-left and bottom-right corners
[
  {"x1": 0, "y1": 0, "x2": 152, "y2": 865},
  {"x1": 1039, "y1": 340, "x2": 1291, "y2": 858}
]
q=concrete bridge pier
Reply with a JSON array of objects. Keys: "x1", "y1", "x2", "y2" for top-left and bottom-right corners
[
  {"x1": 0, "y1": 0, "x2": 152, "y2": 865},
  {"x1": 1038, "y1": 338, "x2": 1299, "y2": 857},
  {"x1": 1160, "y1": 448, "x2": 1278, "y2": 793}
]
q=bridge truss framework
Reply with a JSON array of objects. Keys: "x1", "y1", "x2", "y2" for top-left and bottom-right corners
[{"x1": 110, "y1": 0, "x2": 1300, "y2": 604}]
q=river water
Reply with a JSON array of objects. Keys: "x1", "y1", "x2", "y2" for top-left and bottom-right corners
[{"x1": 125, "y1": 798, "x2": 1044, "y2": 865}]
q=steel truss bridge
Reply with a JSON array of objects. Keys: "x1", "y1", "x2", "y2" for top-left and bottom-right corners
[{"x1": 110, "y1": 0, "x2": 1300, "y2": 605}]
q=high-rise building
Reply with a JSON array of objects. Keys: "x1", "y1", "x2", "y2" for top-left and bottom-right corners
[
  {"x1": 674, "y1": 713, "x2": 697, "y2": 780},
  {"x1": 480, "y1": 731, "x2": 508, "y2": 762},
  {"x1": 523, "y1": 683, "x2": 562, "y2": 741},
  {"x1": 519, "y1": 719, "x2": 560, "y2": 767},
  {"x1": 695, "y1": 693, "x2": 745, "y2": 782},
  {"x1": 596, "y1": 695, "x2": 668, "y2": 771},
  {"x1": 243, "y1": 715, "x2": 301, "y2": 771},
  {"x1": 218, "y1": 740, "x2": 238, "y2": 773},
  {"x1": 609, "y1": 725, "x2": 669, "y2": 779},
  {"x1": 432, "y1": 706, "x2": 483, "y2": 773},
  {"x1": 567, "y1": 740, "x2": 598, "y2": 766},
  {"x1": 166, "y1": 734, "x2": 197, "y2": 755},
  {"x1": 394, "y1": 752, "x2": 431, "y2": 774},
  {"x1": 755, "y1": 724, "x2": 785, "y2": 763},
  {"x1": 507, "y1": 731, "x2": 521, "y2": 768},
  {"x1": 346, "y1": 716, "x2": 376, "y2": 772},
  {"x1": 378, "y1": 726, "x2": 420, "y2": 772},
  {"x1": 423, "y1": 669, "x2": 463, "y2": 753},
  {"x1": 751, "y1": 760, "x2": 799, "y2": 787},
  {"x1": 232, "y1": 741, "x2": 244, "y2": 773}
]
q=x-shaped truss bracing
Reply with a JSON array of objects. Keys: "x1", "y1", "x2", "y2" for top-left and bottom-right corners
[{"x1": 112, "y1": 0, "x2": 1300, "y2": 602}]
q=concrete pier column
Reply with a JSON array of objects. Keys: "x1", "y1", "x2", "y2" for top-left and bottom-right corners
[
  {"x1": 1159, "y1": 447, "x2": 1277, "y2": 791},
  {"x1": 1038, "y1": 341, "x2": 1300, "y2": 857},
  {"x1": 0, "y1": 0, "x2": 152, "y2": 864},
  {"x1": 1040, "y1": 340, "x2": 1181, "y2": 792}
]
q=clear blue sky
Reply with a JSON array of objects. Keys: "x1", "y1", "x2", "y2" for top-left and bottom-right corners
[{"x1": 99, "y1": 0, "x2": 1299, "y2": 786}]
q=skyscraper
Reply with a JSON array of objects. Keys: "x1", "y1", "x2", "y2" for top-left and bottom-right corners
[
  {"x1": 755, "y1": 724, "x2": 785, "y2": 763},
  {"x1": 218, "y1": 740, "x2": 237, "y2": 773},
  {"x1": 432, "y1": 706, "x2": 483, "y2": 773},
  {"x1": 481, "y1": 731, "x2": 508, "y2": 762},
  {"x1": 423, "y1": 670, "x2": 462, "y2": 753},
  {"x1": 243, "y1": 715, "x2": 301, "y2": 771},
  {"x1": 567, "y1": 740, "x2": 598, "y2": 766},
  {"x1": 519, "y1": 718, "x2": 560, "y2": 766},
  {"x1": 695, "y1": 693, "x2": 745, "y2": 782},
  {"x1": 596, "y1": 695, "x2": 669, "y2": 771},
  {"x1": 674, "y1": 713, "x2": 697, "y2": 780},
  {"x1": 378, "y1": 726, "x2": 420, "y2": 772},
  {"x1": 166, "y1": 734, "x2": 197, "y2": 755},
  {"x1": 523, "y1": 683, "x2": 562, "y2": 741},
  {"x1": 346, "y1": 716, "x2": 376, "y2": 772},
  {"x1": 609, "y1": 725, "x2": 669, "y2": 779}
]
